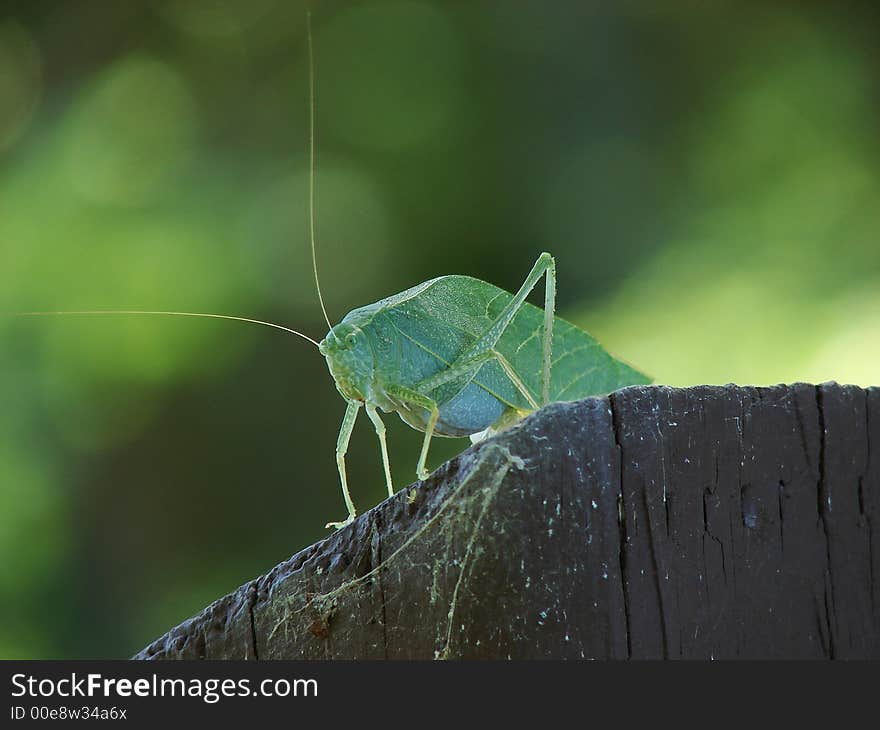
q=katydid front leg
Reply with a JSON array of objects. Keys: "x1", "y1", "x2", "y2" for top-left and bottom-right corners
[{"x1": 326, "y1": 399, "x2": 361, "y2": 530}]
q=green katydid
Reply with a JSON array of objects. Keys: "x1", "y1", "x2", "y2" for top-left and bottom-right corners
[
  {"x1": 316, "y1": 256, "x2": 650, "y2": 529},
  {"x1": 11, "y1": 13, "x2": 650, "y2": 530}
]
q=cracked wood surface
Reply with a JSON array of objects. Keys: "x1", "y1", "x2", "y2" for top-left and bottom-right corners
[{"x1": 134, "y1": 383, "x2": 879, "y2": 660}]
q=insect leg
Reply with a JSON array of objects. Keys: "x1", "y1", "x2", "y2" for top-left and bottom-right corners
[
  {"x1": 417, "y1": 406, "x2": 439, "y2": 481},
  {"x1": 414, "y1": 350, "x2": 494, "y2": 391},
  {"x1": 453, "y1": 252, "x2": 556, "y2": 404},
  {"x1": 418, "y1": 348, "x2": 539, "y2": 410},
  {"x1": 326, "y1": 400, "x2": 361, "y2": 530},
  {"x1": 386, "y1": 385, "x2": 439, "y2": 481},
  {"x1": 540, "y1": 254, "x2": 556, "y2": 405},
  {"x1": 493, "y1": 350, "x2": 539, "y2": 409},
  {"x1": 365, "y1": 403, "x2": 394, "y2": 498},
  {"x1": 400, "y1": 352, "x2": 517, "y2": 478}
]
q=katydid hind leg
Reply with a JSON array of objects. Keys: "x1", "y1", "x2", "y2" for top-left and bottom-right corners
[
  {"x1": 493, "y1": 349, "x2": 539, "y2": 409},
  {"x1": 366, "y1": 403, "x2": 395, "y2": 498},
  {"x1": 413, "y1": 350, "x2": 493, "y2": 393},
  {"x1": 417, "y1": 347, "x2": 539, "y2": 414},
  {"x1": 540, "y1": 253, "x2": 556, "y2": 405},
  {"x1": 326, "y1": 400, "x2": 361, "y2": 530},
  {"x1": 405, "y1": 347, "x2": 539, "y2": 470},
  {"x1": 450, "y1": 252, "x2": 556, "y2": 404}
]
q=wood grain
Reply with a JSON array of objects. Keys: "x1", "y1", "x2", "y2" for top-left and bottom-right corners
[{"x1": 134, "y1": 383, "x2": 879, "y2": 660}]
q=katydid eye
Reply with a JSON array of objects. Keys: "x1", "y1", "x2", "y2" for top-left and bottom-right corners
[{"x1": 346, "y1": 333, "x2": 357, "y2": 346}]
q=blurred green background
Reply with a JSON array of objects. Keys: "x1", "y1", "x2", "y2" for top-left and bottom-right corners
[{"x1": 1, "y1": 0, "x2": 878, "y2": 658}]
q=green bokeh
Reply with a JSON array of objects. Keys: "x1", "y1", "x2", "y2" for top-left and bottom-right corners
[{"x1": 0, "y1": 0, "x2": 877, "y2": 658}]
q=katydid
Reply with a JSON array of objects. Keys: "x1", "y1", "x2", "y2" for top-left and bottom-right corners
[
  {"x1": 317, "y1": 255, "x2": 650, "y2": 528},
  {"x1": 9, "y1": 13, "x2": 651, "y2": 531}
]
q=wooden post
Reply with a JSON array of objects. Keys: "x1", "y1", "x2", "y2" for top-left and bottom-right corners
[{"x1": 134, "y1": 383, "x2": 879, "y2": 659}]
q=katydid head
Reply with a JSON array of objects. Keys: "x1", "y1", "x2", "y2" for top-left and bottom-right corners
[{"x1": 319, "y1": 323, "x2": 374, "y2": 403}]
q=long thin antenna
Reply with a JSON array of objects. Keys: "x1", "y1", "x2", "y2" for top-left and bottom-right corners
[
  {"x1": 307, "y1": 10, "x2": 332, "y2": 332},
  {"x1": 11, "y1": 311, "x2": 321, "y2": 348}
]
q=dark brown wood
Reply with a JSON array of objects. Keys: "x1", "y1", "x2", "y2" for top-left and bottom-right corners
[{"x1": 134, "y1": 383, "x2": 879, "y2": 660}]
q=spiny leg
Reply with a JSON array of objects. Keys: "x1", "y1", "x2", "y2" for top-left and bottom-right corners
[
  {"x1": 414, "y1": 350, "x2": 493, "y2": 392},
  {"x1": 365, "y1": 403, "x2": 394, "y2": 498},
  {"x1": 450, "y1": 252, "x2": 557, "y2": 404},
  {"x1": 326, "y1": 400, "x2": 361, "y2": 530},
  {"x1": 540, "y1": 253, "x2": 556, "y2": 405},
  {"x1": 392, "y1": 248, "x2": 558, "y2": 482},
  {"x1": 386, "y1": 385, "x2": 439, "y2": 481},
  {"x1": 418, "y1": 348, "x2": 539, "y2": 411},
  {"x1": 493, "y1": 350, "x2": 539, "y2": 409}
]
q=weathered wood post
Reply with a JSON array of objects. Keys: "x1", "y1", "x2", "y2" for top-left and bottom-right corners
[{"x1": 135, "y1": 383, "x2": 879, "y2": 659}]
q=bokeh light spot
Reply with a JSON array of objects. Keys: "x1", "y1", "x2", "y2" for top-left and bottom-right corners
[
  {"x1": 64, "y1": 56, "x2": 197, "y2": 206},
  {"x1": 0, "y1": 22, "x2": 42, "y2": 151},
  {"x1": 158, "y1": 0, "x2": 277, "y2": 39},
  {"x1": 317, "y1": 1, "x2": 464, "y2": 150},
  {"x1": 241, "y1": 162, "x2": 396, "y2": 319}
]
